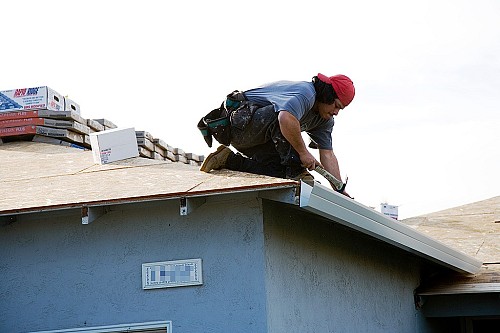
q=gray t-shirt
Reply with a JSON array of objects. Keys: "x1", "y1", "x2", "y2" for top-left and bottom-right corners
[{"x1": 244, "y1": 80, "x2": 334, "y2": 149}]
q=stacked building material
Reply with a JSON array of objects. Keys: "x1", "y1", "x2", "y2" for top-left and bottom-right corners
[
  {"x1": 185, "y1": 153, "x2": 204, "y2": 166},
  {"x1": 136, "y1": 131, "x2": 155, "y2": 159},
  {"x1": 93, "y1": 119, "x2": 117, "y2": 130},
  {"x1": 87, "y1": 119, "x2": 105, "y2": 132},
  {"x1": 0, "y1": 110, "x2": 90, "y2": 148},
  {"x1": 137, "y1": 131, "x2": 204, "y2": 165},
  {"x1": 0, "y1": 85, "x2": 204, "y2": 165},
  {"x1": 152, "y1": 137, "x2": 169, "y2": 160}
]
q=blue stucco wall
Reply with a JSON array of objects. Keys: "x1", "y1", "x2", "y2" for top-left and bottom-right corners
[
  {"x1": 262, "y1": 200, "x2": 432, "y2": 333},
  {"x1": 1, "y1": 193, "x2": 444, "y2": 333},
  {"x1": 0, "y1": 193, "x2": 268, "y2": 333}
]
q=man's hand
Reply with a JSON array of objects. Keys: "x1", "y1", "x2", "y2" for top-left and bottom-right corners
[
  {"x1": 300, "y1": 150, "x2": 320, "y2": 170},
  {"x1": 341, "y1": 190, "x2": 353, "y2": 199},
  {"x1": 319, "y1": 149, "x2": 353, "y2": 198}
]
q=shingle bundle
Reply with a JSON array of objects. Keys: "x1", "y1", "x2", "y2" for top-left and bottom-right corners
[{"x1": 0, "y1": 86, "x2": 204, "y2": 165}]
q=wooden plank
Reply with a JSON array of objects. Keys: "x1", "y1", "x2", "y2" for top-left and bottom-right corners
[
  {"x1": 0, "y1": 142, "x2": 294, "y2": 214},
  {"x1": 0, "y1": 141, "x2": 94, "y2": 182},
  {"x1": 404, "y1": 196, "x2": 500, "y2": 263},
  {"x1": 32, "y1": 135, "x2": 86, "y2": 150},
  {"x1": 417, "y1": 264, "x2": 500, "y2": 295},
  {"x1": 405, "y1": 197, "x2": 500, "y2": 293}
]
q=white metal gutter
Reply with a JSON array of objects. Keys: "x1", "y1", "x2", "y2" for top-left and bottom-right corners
[{"x1": 299, "y1": 182, "x2": 482, "y2": 274}]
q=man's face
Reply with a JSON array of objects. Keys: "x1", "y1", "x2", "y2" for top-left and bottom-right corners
[{"x1": 317, "y1": 99, "x2": 344, "y2": 120}]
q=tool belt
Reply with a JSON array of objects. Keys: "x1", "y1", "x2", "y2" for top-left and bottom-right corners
[{"x1": 198, "y1": 90, "x2": 254, "y2": 147}]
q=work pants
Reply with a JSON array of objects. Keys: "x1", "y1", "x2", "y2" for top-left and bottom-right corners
[{"x1": 226, "y1": 104, "x2": 304, "y2": 179}]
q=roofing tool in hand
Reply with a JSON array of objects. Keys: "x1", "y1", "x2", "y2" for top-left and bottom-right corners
[{"x1": 314, "y1": 165, "x2": 348, "y2": 193}]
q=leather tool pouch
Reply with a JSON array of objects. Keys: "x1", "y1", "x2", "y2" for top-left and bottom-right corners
[
  {"x1": 230, "y1": 102, "x2": 259, "y2": 131},
  {"x1": 197, "y1": 90, "x2": 254, "y2": 147},
  {"x1": 197, "y1": 106, "x2": 231, "y2": 147}
]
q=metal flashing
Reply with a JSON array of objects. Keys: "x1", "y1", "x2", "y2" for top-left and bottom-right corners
[{"x1": 299, "y1": 181, "x2": 482, "y2": 274}]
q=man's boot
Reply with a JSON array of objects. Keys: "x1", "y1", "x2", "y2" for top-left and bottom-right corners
[{"x1": 200, "y1": 145, "x2": 232, "y2": 172}]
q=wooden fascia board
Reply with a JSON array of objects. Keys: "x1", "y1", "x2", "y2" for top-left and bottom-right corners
[
  {"x1": 417, "y1": 282, "x2": 500, "y2": 295},
  {"x1": 0, "y1": 183, "x2": 298, "y2": 219}
]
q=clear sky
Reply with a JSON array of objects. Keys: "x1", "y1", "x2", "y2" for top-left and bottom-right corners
[{"x1": 2, "y1": 0, "x2": 499, "y2": 219}]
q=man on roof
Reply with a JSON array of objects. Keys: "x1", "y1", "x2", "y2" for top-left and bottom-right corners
[{"x1": 197, "y1": 73, "x2": 355, "y2": 197}]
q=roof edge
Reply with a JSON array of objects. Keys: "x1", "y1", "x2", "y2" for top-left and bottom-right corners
[
  {"x1": 417, "y1": 282, "x2": 500, "y2": 295},
  {"x1": 299, "y1": 181, "x2": 482, "y2": 275},
  {"x1": 0, "y1": 182, "x2": 298, "y2": 217}
]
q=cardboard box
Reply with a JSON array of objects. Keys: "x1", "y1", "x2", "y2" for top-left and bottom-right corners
[
  {"x1": 90, "y1": 127, "x2": 138, "y2": 164},
  {"x1": 64, "y1": 97, "x2": 80, "y2": 114},
  {"x1": 0, "y1": 86, "x2": 65, "y2": 113},
  {"x1": 381, "y1": 203, "x2": 399, "y2": 220}
]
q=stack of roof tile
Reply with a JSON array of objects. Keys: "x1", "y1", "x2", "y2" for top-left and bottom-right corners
[{"x1": 0, "y1": 87, "x2": 204, "y2": 166}]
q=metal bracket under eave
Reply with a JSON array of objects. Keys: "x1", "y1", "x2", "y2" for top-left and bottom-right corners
[
  {"x1": 0, "y1": 215, "x2": 17, "y2": 226},
  {"x1": 180, "y1": 197, "x2": 206, "y2": 216},
  {"x1": 258, "y1": 187, "x2": 299, "y2": 205},
  {"x1": 81, "y1": 206, "x2": 108, "y2": 224}
]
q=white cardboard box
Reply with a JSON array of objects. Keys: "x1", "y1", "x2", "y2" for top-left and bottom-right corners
[
  {"x1": 381, "y1": 203, "x2": 399, "y2": 220},
  {"x1": 64, "y1": 97, "x2": 80, "y2": 114},
  {"x1": 0, "y1": 86, "x2": 65, "y2": 113},
  {"x1": 90, "y1": 127, "x2": 138, "y2": 164}
]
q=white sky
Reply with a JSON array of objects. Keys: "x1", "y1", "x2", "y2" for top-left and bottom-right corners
[{"x1": 2, "y1": 0, "x2": 499, "y2": 219}]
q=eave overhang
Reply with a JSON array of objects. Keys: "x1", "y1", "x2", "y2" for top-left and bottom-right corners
[{"x1": 299, "y1": 181, "x2": 482, "y2": 274}]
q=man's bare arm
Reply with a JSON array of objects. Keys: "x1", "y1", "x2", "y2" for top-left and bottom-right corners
[
  {"x1": 277, "y1": 111, "x2": 319, "y2": 170},
  {"x1": 318, "y1": 149, "x2": 342, "y2": 180}
]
